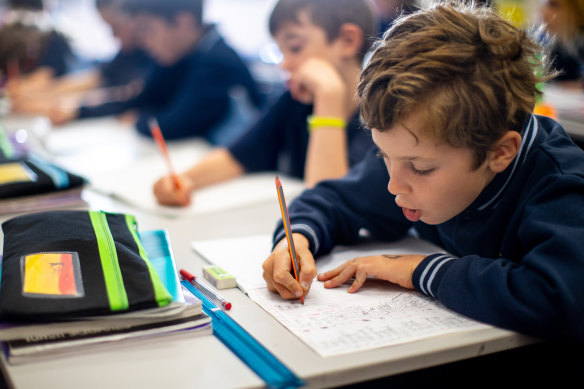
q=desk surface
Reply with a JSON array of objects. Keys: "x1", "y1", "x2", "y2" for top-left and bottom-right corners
[
  {"x1": 0, "y1": 116, "x2": 535, "y2": 389},
  {"x1": 543, "y1": 83, "x2": 584, "y2": 141}
]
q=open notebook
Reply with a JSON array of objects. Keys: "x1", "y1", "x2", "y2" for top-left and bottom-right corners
[
  {"x1": 192, "y1": 234, "x2": 490, "y2": 357},
  {"x1": 90, "y1": 166, "x2": 305, "y2": 218},
  {"x1": 44, "y1": 118, "x2": 305, "y2": 217}
]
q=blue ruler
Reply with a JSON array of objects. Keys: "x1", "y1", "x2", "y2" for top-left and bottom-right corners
[{"x1": 181, "y1": 280, "x2": 304, "y2": 389}]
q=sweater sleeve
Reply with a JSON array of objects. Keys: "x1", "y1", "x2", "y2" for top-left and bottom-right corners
[
  {"x1": 412, "y1": 173, "x2": 584, "y2": 341},
  {"x1": 272, "y1": 148, "x2": 413, "y2": 256},
  {"x1": 227, "y1": 92, "x2": 290, "y2": 172}
]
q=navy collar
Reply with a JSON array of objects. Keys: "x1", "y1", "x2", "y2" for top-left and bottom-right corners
[{"x1": 194, "y1": 24, "x2": 221, "y2": 55}]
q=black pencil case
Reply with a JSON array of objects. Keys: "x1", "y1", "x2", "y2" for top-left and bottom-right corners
[
  {"x1": 0, "y1": 155, "x2": 85, "y2": 199},
  {"x1": 0, "y1": 210, "x2": 173, "y2": 321}
]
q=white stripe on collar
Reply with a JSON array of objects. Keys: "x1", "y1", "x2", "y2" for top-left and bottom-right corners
[
  {"x1": 477, "y1": 115, "x2": 539, "y2": 211},
  {"x1": 196, "y1": 26, "x2": 221, "y2": 54}
]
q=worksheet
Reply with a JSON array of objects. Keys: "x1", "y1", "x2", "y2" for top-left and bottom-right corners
[{"x1": 192, "y1": 234, "x2": 489, "y2": 357}]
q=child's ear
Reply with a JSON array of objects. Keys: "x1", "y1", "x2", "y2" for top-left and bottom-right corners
[
  {"x1": 335, "y1": 23, "x2": 364, "y2": 59},
  {"x1": 488, "y1": 131, "x2": 522, "y2": 173}
]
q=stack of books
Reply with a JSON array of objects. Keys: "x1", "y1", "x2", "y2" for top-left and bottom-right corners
[
  {"x1": 0, "y1": 187, "x2": 87, "y2": 215},
  {"x1": 0, "y1": 230, "x2": 212, "y2": 365}
]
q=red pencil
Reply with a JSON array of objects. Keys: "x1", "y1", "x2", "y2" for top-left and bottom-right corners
[
  {"x1": 275, "y1": 176, "x2": 304, "y2": 304},
  {"x1": 149, "y1": 118, "x2": 184, "y2": 190}
]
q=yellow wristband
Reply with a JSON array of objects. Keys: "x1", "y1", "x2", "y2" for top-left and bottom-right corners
[{"x1": 307, "y1": 116, "x2": 346, "y2": 132}]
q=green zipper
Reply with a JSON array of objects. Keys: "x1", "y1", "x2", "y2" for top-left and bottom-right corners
[
  {"x1": 124, "y1": 214, "x2": 172, "y2": 307},
  {"x1": 89, "y1": 210, "x2": 129, "y2": 311}
]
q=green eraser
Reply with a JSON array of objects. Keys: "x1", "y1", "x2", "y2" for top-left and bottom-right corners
[{"x1": 202, "y1": 265, "x2": 237, "y2": 289}]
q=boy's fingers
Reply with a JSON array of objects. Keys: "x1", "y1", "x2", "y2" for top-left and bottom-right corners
[
  {"x1": 273, "y1": 264, "x2": 303, "y2": 298},
  {"x1": 297, "y1": 248, "x2": 316, "y2": 292},
  {"x1": 263, "y1": 250, "x2": 303, "y2": 299},
  {"x1": 177, "y1": 188, "x2": 191, "y2": 206},
  {"x1": 317, "y1": 262, "x2": 346, "y2": 281},
  {"x1": 348, "y1": 269, "x2": 367, "y2": 293},
  {"x1": 324, "y1": 262, "x2": 357, "y2": 289}
]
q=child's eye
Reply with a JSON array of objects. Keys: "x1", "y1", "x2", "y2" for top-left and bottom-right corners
[
  {"x1": 411, "y1": 166, "x2": 435, "y2": 176},
  {"x1": 288, "y1": 45, "x2": 303, "y2": 54},
  {"x1": 376, "y1": 150, "x2": 387, "y2": 159}
]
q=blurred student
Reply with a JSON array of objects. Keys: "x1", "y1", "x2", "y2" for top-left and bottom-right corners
[
  {"x1": 372, "y1": 0, "x2": 417, "y2": 36},
  {"x1": 0, "y1": 0, "x2": 73, "y2": 93},
  {"x1": 153, "y1": 0, "x2": 377, "y2": 206},
  {"x1": 50, "y1": 0, "x2": 265, "y2": 145},
  {"x1": 262, "y1": 1, "x2": 584, "y2": 342},
  {"x1": 540, "y1": 0, "x2": 584, "y2": 83},
  {"x1": 10, "y1": 0, "x2": 153, "y2": 115}
]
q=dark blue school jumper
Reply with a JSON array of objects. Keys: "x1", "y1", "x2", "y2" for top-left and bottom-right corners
[
  {"x1": 38, "y1": 31, "x2": 73, "y2": 77},
  {"x1": 273, "y1": 114, "x2": 584, "y2": 342},
  {"x1": 77, "y1": 26, "x2": 264, "y2": 143},
  {"x1": 227, "y1": 91, "x2": 374, "y2": 178},
  {"x1": 99, "y1": 49, "x2": 152, "y2": 88}
]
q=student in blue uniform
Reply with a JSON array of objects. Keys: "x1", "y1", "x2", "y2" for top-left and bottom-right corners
[
  {"x1": 50, "y1": 0, "x2": 264, "y2": 144},
  {"x1": 540, "y1": 0, "x2": 584, "y2": 82},
  {"x1": 9, "y1": 0, "x2": 152, "y2": 116},
  {"x1": 263, "y1": 2, "x2": 584, "y2": 342},
  {"x1": 94, "y1": 0, "x2": 152, "y2": 89},
  {"x1": 153, "y1": 0, "x2": 377, "y2": 206}
]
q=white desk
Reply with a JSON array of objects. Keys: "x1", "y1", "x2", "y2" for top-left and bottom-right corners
[
  {"x1": 543, "y1": 83, "x2": 584, "y2": 143},
  {"x1": 0, "y1": 115, "x2": 536, "y2": 389}
]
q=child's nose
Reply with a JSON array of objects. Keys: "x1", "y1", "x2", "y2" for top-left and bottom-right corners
[
  {"x1": 387, "y1": 170, "x2": 410, "y2": 195},
  {"x1": 279, "y1": 56, "x2": 294, "y2": 72}
]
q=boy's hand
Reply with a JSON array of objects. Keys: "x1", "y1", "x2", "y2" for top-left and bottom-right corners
[
  {"x1": 262, "y1": 233, "x2": 317, "y2": 300},
  {"x1": 288, "y1": 58, "x2": 345, "y2": 113},
  {"x1": 48, "y1": 103, "x2": 78, "y2": 126},
  {"x1": 153, "y1": 174, "x2": 194, "y2": 206},
  {"x1": 317, "y1": 254, "x2": 427, "y2": 292}
]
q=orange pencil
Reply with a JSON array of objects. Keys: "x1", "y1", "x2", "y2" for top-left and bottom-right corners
[
  {"x1": 275, "y1": 176, "x2": 304, "y2": 304},
  {"x1": 149, "y1": 118, "x2": 184, "y2": 190}
]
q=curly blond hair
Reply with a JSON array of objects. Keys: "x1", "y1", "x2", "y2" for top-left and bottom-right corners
[{"x1": 359, "y1": 1, "x2": 552, "y2": 167}]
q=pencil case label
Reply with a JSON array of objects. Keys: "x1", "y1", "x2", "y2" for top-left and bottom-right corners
[
  {"x1": 0, "y1": 162, "x2": 37, "y2": 185},
  {"x1": 21, "y1": 252, "x2": 85, "y2": 298}
]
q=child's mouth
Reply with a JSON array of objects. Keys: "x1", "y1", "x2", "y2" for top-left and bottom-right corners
[{"x1": 402, "y1": 207, "x2": 421, "y2": 222}]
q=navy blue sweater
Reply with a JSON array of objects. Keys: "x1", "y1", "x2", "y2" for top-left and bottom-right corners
[
  {"x1": 228, "y1": 91, "x2": 374, "y2": 178},
  {"x1": 78, "y1": 26, "x2": 264, "y2": 141},
  {"x1": 99, "y1": 49, "x2": 152, "y2": 88},
  {"x1": 38, "y1": 31, "x2": 73, "y2": 77},
  {"x1": 273, "y1": 115, "x2": 584, "y2": 342}
]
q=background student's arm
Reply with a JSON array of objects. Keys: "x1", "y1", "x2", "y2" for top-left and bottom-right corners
[
  {"x1": 154, "y1": 93, "x2": 288, "y2": 206},
  {"x1": 289, "y1": 58, "x2": 350, "y2": 187},
  {"x1": 153, "y1": 148, "x2": 244, "y2": 206},
  {"x1": 43, "y1": 71, "x2": 102, "y2": 95},
  {"x1": 49, "y1": 68, "x2": 158, "y2": 125}
]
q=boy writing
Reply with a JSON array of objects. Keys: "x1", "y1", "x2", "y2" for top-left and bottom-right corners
[
  {"x1": 50, "y1": 0, "x2": 264, "y2": 144},
  {"x1": 262, "y1": 2, "x2": 584, "y2": 342},
  {"x1": 153, "y1": 0, "x2": 376, "y2": 206}
]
